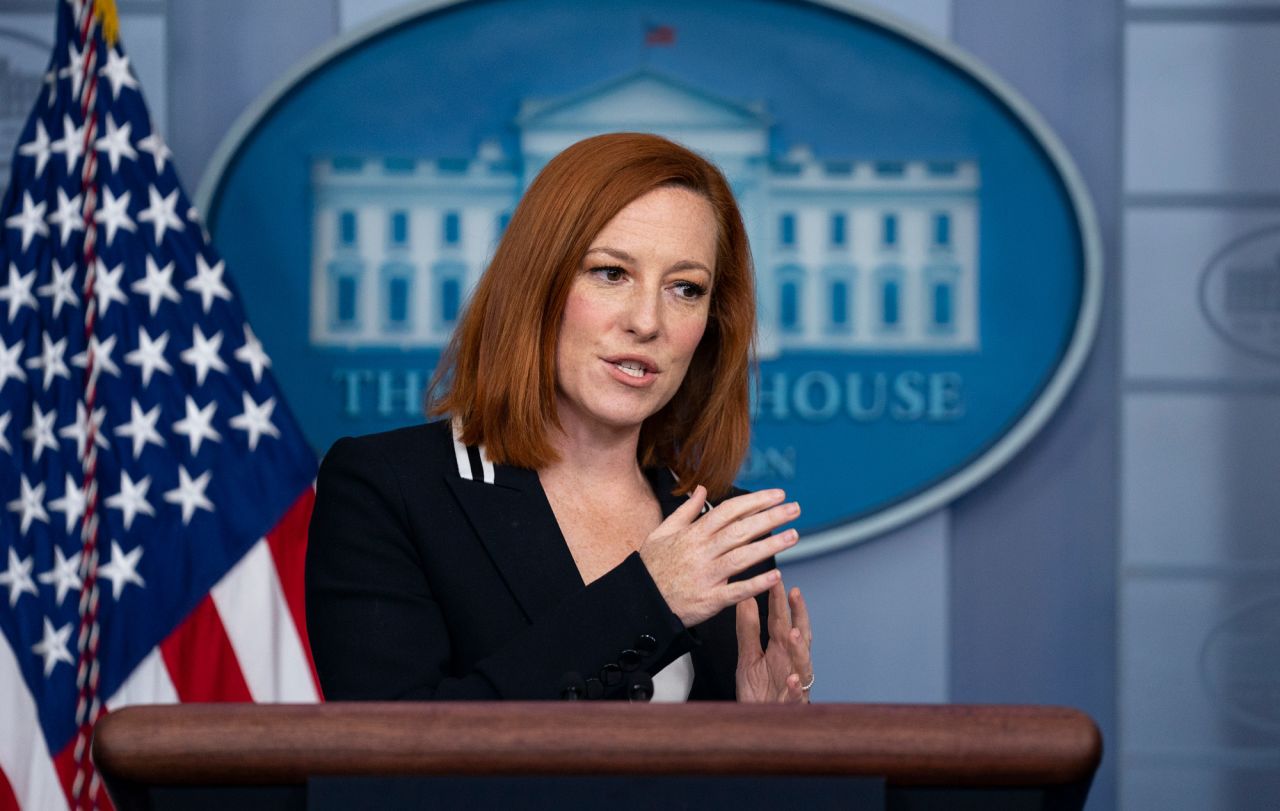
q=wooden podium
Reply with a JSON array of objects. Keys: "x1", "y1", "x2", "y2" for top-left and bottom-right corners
[{"x1": 93, "y1": 702, "x2": 1101, "y2": 810}]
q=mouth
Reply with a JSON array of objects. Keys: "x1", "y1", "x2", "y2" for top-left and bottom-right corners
[{"x1": 603, "y1": 355, "x2": 659, "y2": 380}]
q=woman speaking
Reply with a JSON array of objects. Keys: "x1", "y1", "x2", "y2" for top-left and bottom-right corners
[{"x1": 305, "y1": 133, "x2": 814, "y2": 703}]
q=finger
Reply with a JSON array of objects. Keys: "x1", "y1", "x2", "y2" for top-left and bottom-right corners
[
  {"x1": 790, "y1": 587, "x2": 813, "y2": 647},
  {"x1": 722, "y1": 568, "x2": 782, "y2": 606},
  {"x1": 718, "y1": 529, "x2": 798, "y2": 578},
  {"x1": 696, "y1": 488, "x2": 787, "y2": 535},
  {"x1": 735, "y1": 598, "x2": 763, "y2": 663},
  {"x1": 787, "y1": 626, "x2": 813, "y2": 686},
  {"x1": 654, "y1": 484, "x2": 707, "y2": 532},
  {"x1": 713, "y1": 501, "x2": 801, "y2": 553},
  {"x1": 767, "y1": 579, "x2": 791, "y2": 643},
  {"x1": 785, "y1": 673, "x2": 805, "y2": 703}
]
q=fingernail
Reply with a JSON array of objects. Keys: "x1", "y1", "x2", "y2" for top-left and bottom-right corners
[{"x1": 786, "y1": 502, "x2": 800, "y2": 517}]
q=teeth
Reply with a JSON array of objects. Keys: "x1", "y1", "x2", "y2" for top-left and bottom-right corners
[{"x1": 614, "y1": 362, "x2": 645, "y2": 378}]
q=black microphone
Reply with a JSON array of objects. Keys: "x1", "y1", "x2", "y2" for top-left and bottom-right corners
[
  {"x1": 559, "y1": 671, "x2": 586, "y2": 700},
  {"x1": 625, "y1": 671, "x2": 654, "y2": 703}
]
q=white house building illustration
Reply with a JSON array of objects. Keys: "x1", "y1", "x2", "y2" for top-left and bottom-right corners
[{"x1": 309, "y1": 71, "x2": 980, "y2": 357}]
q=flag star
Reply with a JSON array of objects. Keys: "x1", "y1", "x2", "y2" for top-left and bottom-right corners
[
  {"x1": 230, "y1": 392, "x2": 280, "y2": 451},
  {"x1": 172, "y1": 396, "x2": 222, "y2": 455},
  {"x1": 0, "y1": 264, "x2": 38, "y2": 323},
  {"x1": 32, "y1": 618, "x2": 74, "y2": 677},
  {"x1": 136, "y1": 185, "x2": 183, "y2": 244},
  {"x1": 22, "y1": 403, "x2": 59, "y2": 461},
  {"x1": 0, "y1": 548, "x2": 38, "y2": 606},
  {"x1": 0, "y1": 411, "x2": 11, "y2": 454},
  {"x1": 18, "y1": 119, "x2": 52, "y2": 177},
  {"x1": 49, "y1": 114, "x2": 84, "y2": 175},
  {"x1": 71, "y1": 332, "x2": 122, "y2": 379},
  {"x1": 98, "y1": 47, "x2": 138, "y2": 99},
  {"x1": 234, "y1": 324, "x2": 271, "y2": 383},
  {"x1": 60, "y1": 40, "x2": 87, "y2": 99},
  {"x1": 6, "y1": 474, "x2": 50, "y2": 535},
  {"x1": 98, "y1": 541, "x2": 146, "y2": 600},
  {"x1": 58, "y1": 400, "x2": 108, "y2": 459},
  {"x1": 42, "y1": 67, "x2": 58, "y2": 108},
  {"x1": 45, "y1": 188, "x2": 84, "y2": 248},
  {"x1": 94, "y1": 187, "x2": 135, "y2": 247},
  {"x1": 137, "y1": 130, "x2": 172, "y2": 174},
  {"x1": 115, "y1": 398, "x2": 165, "y2": 459},
  {"x1": 164, "y1": 465, "x2": 215, "y2": 525},
  {"x1": 131, "y1": 255, "x2": 181, "y2": 315},
  {"x1": 48, "y1": 472, "x2": 87, "y2": 535},
  {"x1": 25, "y1": 332, "x2": 70, "y2": 391},
  {"x1": 4, "y1": 191, "x2": 49, "y2": 251},
  {"x1": 105, "y1": 470, "x2": 155, "y2": 531},
  {"x1": 94, "y1": 259, "x2": 129, "y2": 317},
  {"x1": 185, "y1": 254, "x2": 232, "y2": 313},
  {"x1": 0, "y1": 338, "x2": 26, "y2": 391},
  {"x1": 38, "y1": 259, "x2": 80, "y2": 317},
  {"x1": 124, "y1": 327, "x2": 173, "y2": 386},
  {"x1": 94, "y1": 113, "x2": 137, "y2": 174},
  {"x1": 38, "y1": 546, "x2": 82, "y2": 607},
  {"x1": 180, "y1": 325, "x2": 229, "y2": 385}
]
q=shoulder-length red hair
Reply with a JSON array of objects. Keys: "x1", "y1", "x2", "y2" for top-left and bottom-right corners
[{"x1": 429, "y1": 132, "x2": 755, "y2": 499}]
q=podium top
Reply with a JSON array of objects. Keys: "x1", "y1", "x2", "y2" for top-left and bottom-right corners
[{"x1": 94, "y1": 702, "x2": 1100, "y2": 789}]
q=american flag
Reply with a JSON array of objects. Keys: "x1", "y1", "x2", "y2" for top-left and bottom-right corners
[{"x1": 0, "y1": 2, "x2": 319, "y2": 808}]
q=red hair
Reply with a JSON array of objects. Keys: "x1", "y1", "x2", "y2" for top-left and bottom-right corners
[{"x1": 429, "y1": 133, "x2": 755, "y2": 499}]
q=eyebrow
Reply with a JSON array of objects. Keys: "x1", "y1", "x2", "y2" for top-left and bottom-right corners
[{"x1": 585, "y1": 246, "x2": 712, "y2": 275}]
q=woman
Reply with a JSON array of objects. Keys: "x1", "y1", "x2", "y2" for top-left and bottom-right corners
[{"x1": 306, "y1": 133, "x2": 813, "y2": 702}]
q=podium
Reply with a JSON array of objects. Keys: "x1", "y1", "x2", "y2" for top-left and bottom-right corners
[{"x1": 93, "y1": 703, "x2": 1101, "y2": 810}]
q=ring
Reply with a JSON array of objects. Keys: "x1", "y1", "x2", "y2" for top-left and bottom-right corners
[{"x1": 801, "y1": 673, "x2": 815, "y2": 692}]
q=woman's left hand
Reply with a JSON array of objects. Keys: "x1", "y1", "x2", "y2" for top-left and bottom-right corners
[{"x1": 734, "y1": 580, "x2": 814, "y2": 703}]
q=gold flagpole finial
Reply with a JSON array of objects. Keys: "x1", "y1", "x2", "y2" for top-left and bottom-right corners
[{"x1": 95, "y1": 0, "x2": 120, "y2": 47}]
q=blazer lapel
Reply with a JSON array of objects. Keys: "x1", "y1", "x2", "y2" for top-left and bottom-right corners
[{"x1": 443, "y1": 462, "x2": 584, "y2": 623}]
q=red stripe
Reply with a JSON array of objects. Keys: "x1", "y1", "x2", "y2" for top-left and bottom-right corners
[
  {"x1": 159, "y1": 597, "x2": 252, "y2": 702},
  {"x1": 265, "y1": 488, "x2": 322, "y2": 697},
  {"x1": 52, "y1": 731, "x2": 114, "y2": 810},
  {"x1": 0, "y1": 765, "x2": 18, "y2": 811}
]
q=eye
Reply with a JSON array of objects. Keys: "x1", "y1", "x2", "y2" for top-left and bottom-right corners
[
  {"x1": 590, "y1": 265, "x2": 626, "y2": 282},
  {"x1": 672, "y1": 280, "x2": 708, "y2": 300}
]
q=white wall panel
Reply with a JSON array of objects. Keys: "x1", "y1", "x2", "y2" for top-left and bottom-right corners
[
  {"x1": 1122, "y1": 393, "x2": 1280, "y2": 566},
  {"x1": 1123, "y1": 763, "x2": 1280, "y2": 811},
  {"x1": 781, "y1": 510, "x2": 949, "y2": 703},
  {"x1": 1125, "y1": 23, "x2": 1280, "y2": 194},
  {"x1": 1121, "y1": 577, "x2": 1280, "y2": 751},
  {"x1": 1123, "y1": 208, "x2": 1280, "y2": 381},
  {"x1": 1129, "y1": 1, "x2": 1280, "y2": 7}
]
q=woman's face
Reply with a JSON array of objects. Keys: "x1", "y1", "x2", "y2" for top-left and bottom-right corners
[{"x1": 554, "y1": 186, "x2": 717, "y2": 438}]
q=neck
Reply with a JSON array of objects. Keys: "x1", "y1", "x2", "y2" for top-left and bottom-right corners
[{"x1": 542, "y1": 411, "x2": 646, "y2": 490}]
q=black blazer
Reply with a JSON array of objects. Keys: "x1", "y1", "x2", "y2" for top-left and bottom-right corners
[{"x1": 305, "y1": 419, "x2": 770, "y2": 701}]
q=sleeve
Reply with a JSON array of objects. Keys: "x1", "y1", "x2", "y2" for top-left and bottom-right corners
[{"x1": 305, "y1": 436, "x2": 691, "y2": 701}]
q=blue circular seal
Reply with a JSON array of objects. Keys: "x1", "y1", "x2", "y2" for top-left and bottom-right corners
[{"x1": 199, "y1": 0, "x2": 1101, "y2": 559}]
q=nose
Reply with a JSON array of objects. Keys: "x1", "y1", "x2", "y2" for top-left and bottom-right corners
[{"x1": 623, "y1": 285, "x2": 662, "y2": 342}]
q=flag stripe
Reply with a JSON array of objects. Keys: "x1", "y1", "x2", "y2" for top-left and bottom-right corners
[
  {"x1": 0, "y1": 636, "x2": 69, "y2": 811},
  {"x1": 104, "y1": 647, "x2": 179, "y2": 710},
  {"x1": 211, "y1": 539, "x2": 317, "y2": 703},
  {"x1": 158, "y1": 596, "x2": 252, "y2": 702},
  {"x1": 263, "y1": 488, "x2": 320, "y2": 694}
]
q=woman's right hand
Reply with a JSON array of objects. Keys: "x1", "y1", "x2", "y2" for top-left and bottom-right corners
[{"x1": 638, "y1": 486, "x2": 799, "y2": 627}]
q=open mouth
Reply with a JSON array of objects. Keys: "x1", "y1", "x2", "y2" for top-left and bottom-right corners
[
  {"x1": 613, "y1": 361, "x2": 649, "y2": 378},
  {"x1": 604, "y1": 356, "x2": 658, "y2": 379}
]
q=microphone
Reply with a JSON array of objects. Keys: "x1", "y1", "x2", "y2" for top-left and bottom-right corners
[{"x1": 559, "y1": 671, "x2": 586, "y2": 700}]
